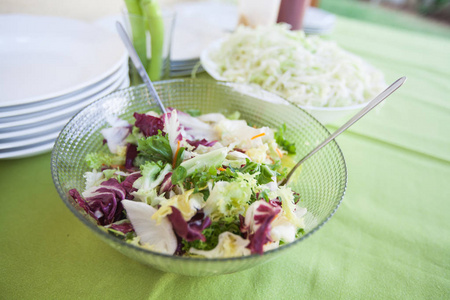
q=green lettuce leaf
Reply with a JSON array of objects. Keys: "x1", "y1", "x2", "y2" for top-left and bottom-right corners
[
  {"x1": 85, "y1": 151, "x2": 125, "y2": 169},
  {"x1": 137, "y1": 131, "x2": 172, "y2": 164},
  {"x1": 180, "y1": 147, "x2": 228, "y2": 176},
  {"x1": 236, "y1": 158, "x2": 276, "y2": 185},
  {"x1": 182, "y1": 216, "x2": 241, "y2": 252},
  {"x1": 186, "y1": 109, "x2": 201, "y2": 117},
  {"x1": 274, "y1": 123, "x2": 296, "y2": 154}
]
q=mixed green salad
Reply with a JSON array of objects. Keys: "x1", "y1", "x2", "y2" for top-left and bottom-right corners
[{"x1": 69, "y1": 108, "x2": 306, "y2": 258}]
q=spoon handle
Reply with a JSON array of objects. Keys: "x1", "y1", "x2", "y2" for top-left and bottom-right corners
[
  {"x1": 279, "y1": 76, "x2": 406, "y2": 186},
  {"x1": 116, "y1": 22, "x2": 167, "y2": 114}
]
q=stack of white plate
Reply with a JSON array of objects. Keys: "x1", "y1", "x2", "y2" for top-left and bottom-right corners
[
  {"x1": 0, "y1": 15, "x2": 129, "y2": 159},
  {"x1": 170, "y1": 1, "x2": 237, "y2": 76},
  {"x1": 170, "y1": 59, "x2": 204, "y2": 77},
  {"x1": 303, "y1": 7, "x2": 336, "y2": 35}
]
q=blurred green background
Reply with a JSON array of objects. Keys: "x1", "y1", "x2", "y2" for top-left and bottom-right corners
[{"x1": 320, "y1": 0, "x2": 450, "y2": 39}]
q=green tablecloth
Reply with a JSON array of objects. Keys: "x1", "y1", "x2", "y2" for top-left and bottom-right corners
[{"x1": 1, "y1": 17, "x2": 449, "y2": 299}]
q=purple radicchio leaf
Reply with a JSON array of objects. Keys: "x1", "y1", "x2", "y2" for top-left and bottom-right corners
[
  {"x1": 162, "y1": 110, "x2": 183, "y2": 159},
  {"x1": 244, "y1": 201, "x2": 281, "y2": 255},
  {"x1": 171, "y1": 107, "x2": 218, "y2": 141},
  {"x1": 100, "y1": 116, "x2": 132, "y2": 154},
  {"x1": 69, "y1": 189, "x2": 89, "y2": 213},
  {"x1": 269, "y1": 198, "x2": 282, "y2": 207},
  {"x1": 121, "y1": 172, "x2": 142, "y2": 199},
  {"x1": 108, "y1": 221, "x2": 134, "y2": 234},
  {"x1": 174, "y1": 234, "x2": 184, "y2": 256},
  {"x1": 186, "y1": 139, "x2": 217, "y2": 150},
  {"x1": 101, "y1": 124, "x2": 132, "y2": 154},
  {"x1": 133, "y1": 112, "x2": 164, "y2": 137},
  {"x1": 168, "y1": 207, "x2": 211, "y2": 242},
  {"x1": 159, "y1": 172, "x2": 173, "y2": 195},
  {"x1": 69, "y1": 178, "x2": 127, "y2": 226},
  {"x1": 239, "y1": 214, "x2": 248, "y2": 239},
  {"x1": 125, "y1": 143, "x2": 138, "y2": 170}
]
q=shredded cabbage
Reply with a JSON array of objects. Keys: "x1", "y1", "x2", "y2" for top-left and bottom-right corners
[{"x1": 207, "y1": 24, "x2": 386, "y2": 107}]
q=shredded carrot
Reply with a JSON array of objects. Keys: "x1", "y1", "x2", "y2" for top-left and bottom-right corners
[
  {"x1": 275, "y1": 148, "x2": 283, "y2": 158},
  {"x1": 218, "y1": 167, "x2": 226, "y2": 172},
  {"x1": 172, "y1": 141, "x2": 181, "y2": 168},
  {"x1": 110, "y1": 164, "x2": 125, "y2": 170},
  {"x1": 251, "y1": 132, "x2": 266, "y2": 140}
]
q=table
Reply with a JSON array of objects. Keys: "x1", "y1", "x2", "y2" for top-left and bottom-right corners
[{"x1": 1, "y1": 16, "x2": 449, "y2": 299}]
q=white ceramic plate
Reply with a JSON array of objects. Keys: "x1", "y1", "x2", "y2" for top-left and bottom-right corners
[
  {"x1": 0, "y1": 62, "x2": 128, "y2": 118},
  {"x1": 0, "y1": 75, "x2": 129, "y2": 131},
  {"x1": 171, "y1": 2, "x2": 237, "y2": 61},
  {"x1": 0, "y1": 130, "x2": 60, "y2": 150},
  {"x1": 170, "y1": 67, "x2": 204, "y2": 78},
  {"x1": 200, "y1": 38, "x2": 227, "y2": 81},
  {"x1": 303, "y1": 7, "x2": 335, "y2": 33},
  {"x1": 304, "y1": 26, "x2": 334, "y2": 35},
  {"x1": 0, "y1": 14, "x2": 126, "y2": 106},
  {"x1": 0, "y1": 76, "x2": 129, "y2": 138},
  {"x1": 170, "y1": 58, "x2": 199, "y2": 67},
  {"x1": 0, "y1": 140, "x2": 55, "y2": 159},
  {"x1": 0, "y1": 78, "x2": 130, "y2": 159},
  {"x1": 0, "y1": 118, "x2": 69, "y2": 140},
  {"x1": 170, "y1": 63, "x2": 200, "y2": 71}
]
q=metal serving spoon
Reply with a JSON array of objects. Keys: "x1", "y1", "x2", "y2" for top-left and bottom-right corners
[
  {"x1": 279, "y1": 76, "x2": 407, "y2": 186},
  {"x1": 116, "y1": 22, "x2": 167, "y2": 114}
]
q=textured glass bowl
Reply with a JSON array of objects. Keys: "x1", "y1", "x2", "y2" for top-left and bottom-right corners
[{"x1": 51, "y1": 79, "x2": 347, "y2": 276}]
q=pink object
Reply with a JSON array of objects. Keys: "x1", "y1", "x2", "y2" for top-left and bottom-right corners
[{"x1": 277, "y1": 0, "x2": 311, "y2": 30}]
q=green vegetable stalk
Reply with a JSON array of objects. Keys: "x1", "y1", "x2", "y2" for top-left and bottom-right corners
[
  {"x1": 140, "y1": 0, "x2": 165, "y2": 81},
  {"x1": 124, "y1": 0, "x2": 148, "y2": 72}
]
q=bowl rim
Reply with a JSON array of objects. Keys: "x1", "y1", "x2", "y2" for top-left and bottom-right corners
[
  {"x1": 51, "y1": 78, "x2": 347, "y2": 263},
  {"x1": 298, "y1": 101, "x2": 369, "y2": 111}
]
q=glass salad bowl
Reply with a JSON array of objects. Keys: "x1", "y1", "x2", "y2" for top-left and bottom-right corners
[{"x1": 51, "y1": 78, "x2": 347, "y2": 276}]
